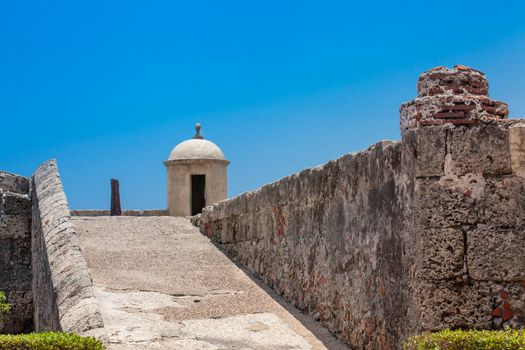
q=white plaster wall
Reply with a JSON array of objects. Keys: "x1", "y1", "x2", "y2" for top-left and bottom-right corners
[{"x1": 166, "y1": 160, "x2": 228, "y2": 216}]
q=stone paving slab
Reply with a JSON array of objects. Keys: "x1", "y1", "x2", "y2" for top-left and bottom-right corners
[{"x1": 73, "y1": 216, "x2": 349, "y2": 350}]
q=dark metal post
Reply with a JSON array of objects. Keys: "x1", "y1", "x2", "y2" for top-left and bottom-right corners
[{"x1": 110, "y1": 179, "x2": 122, "y2": 216}]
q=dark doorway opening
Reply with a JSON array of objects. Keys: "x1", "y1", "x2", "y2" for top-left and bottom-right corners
[{"x1": 191, "y1": 175, "x2": 206, "y2": 215}]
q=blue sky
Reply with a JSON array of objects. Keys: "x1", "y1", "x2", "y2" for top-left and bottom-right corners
[{"x1": 1, "y1": 1, "x2": 524, "y2": 209}]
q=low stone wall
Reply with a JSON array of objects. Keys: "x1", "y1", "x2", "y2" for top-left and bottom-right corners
[
  {"x1": 31, "y1": 160, "x2": 104, "y2": 334},
  {"x1": 0, "y1": 171, "x2": 33, "y2": 333},
  {"x1": 201, "y1": 140, "x2": 418, "y2": 348},
  {"x1": 201, "y1": 66, "x2": 525, "y2": 349},
  {"x1": 71, "y1": 209, "x2": 169, "y2": 217}
]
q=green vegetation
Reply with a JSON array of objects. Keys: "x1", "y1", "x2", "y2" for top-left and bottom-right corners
[
  {"x1": 0, "y1": 293, "x2": 103, "y2": 348},
  {"x1": 405, "y1": 328, "x2": 525, "y2": 350},
  {"x1": 0, "y1": 292, "x2": 10, "y2": 322},
  {"x1": 0, "y1": 332, "x2": 104, "y2": 350}
]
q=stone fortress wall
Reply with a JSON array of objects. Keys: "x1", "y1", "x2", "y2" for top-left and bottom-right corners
[
  {"x1": 0, "y1": 171, "x2": 33, "y2": 333},
  {"x1": 0, "y1": 161, "x2": 104, "y2": 336},
  {"x1": 201, "y1": 140, "x2": 415, "y2": 348},
  {"x1": 200, "y1": 66, "x2": 525, "y2": 348},
  {"x1": 31, "y1": 160, "x2": 104, "y2": 334}
]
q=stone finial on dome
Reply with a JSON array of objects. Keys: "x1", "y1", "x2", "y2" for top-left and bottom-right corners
[
  {"x1": 400, "y1": 65, "x2": 509, "y2": 131},
  {"x1": 194, "y1": 123, "x2": 204, "y2": 139},
  {"x1": 166, "y1": 123, "x2": 228, "y2": 162}
]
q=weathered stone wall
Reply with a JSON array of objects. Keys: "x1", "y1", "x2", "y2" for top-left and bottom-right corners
[
  {"x1": 201, "y1": 66, "x2": 525, "y2": 349},
  {"x1": 201, "y1": 140, "x2": 419, "y2": 348},
  {"x1": 400, "y1": 66, "x2": 525, "y2": 333},
  {"x1": 31, "y1": 160, "x2": 104, "y2": 334},
  {"x1": 406, "y1": 122, "x2": 525, "y2": 334},
  {"x1": 0, "y1": 171, "x2": 33, "y2": 333}
]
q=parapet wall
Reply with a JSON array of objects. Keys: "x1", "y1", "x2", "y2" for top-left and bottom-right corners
[
  {"x1": 201, "y1": 141, "x2": 418, "y2": 348},
  {"x1": 201, "y1": 66, "x2": 525, "y2": 349},
  {"x1": 31, "y1": 160, "x2": 104, "y2": 334},
  {"x1": 0, "y1": 172, "x2": 33, "y2": 333}
]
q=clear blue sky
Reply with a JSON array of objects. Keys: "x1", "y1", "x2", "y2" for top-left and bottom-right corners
[{"x1": 1, "y1": 1, "x2": 524, "y2": 209}]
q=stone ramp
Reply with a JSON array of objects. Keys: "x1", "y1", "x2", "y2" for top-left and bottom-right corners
[{"x1": 73, "y1": 216, "x2": 349, "y2": 350}]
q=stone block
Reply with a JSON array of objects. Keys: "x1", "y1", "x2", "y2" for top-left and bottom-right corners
[
  {"x1": 447, "y1": 124, "x2": 511, "y2": 176},
  {"x1": 420, "y1": 228, "x2": 465, "y2": 280},
  {"x1": 409, "y1": 126, "x2": 447, "y2": 177},
  {"x1": 477, "y1": 177, "x2": 525, "y2": 227},
  {"x1": 0, "y1": 215, "x2": 31, "y2": 239},
  {"x1": 417, "y1": 280, "x2": 493, "y2": 331},
  {"x1": 0, "y1": 172, "x2": 29, "y2": 194},
  {"x1": 0, "y1": 238, "x2": 13, "y2": 265},
  {"x1": 2, "y1": 192, "x2": 31, "y2": 215},
  {"x1": 9, "y1": 263, "x2": 32, "y2": 288},
  {"x1": 218, "y1": 217, "x2": 234, "y2": 241},
  {"x1": 0, "y1": 238, "x2": 31, "y2": 267},
  {"x1": 467, "y1": 226, "x2": 525, "y2": 281},
  {"x1": 0, "y1": 259, "x2": 31, "y2": 290},
  {"x1": 416, "y1": 178, "x2": 477, "y2": 228}
]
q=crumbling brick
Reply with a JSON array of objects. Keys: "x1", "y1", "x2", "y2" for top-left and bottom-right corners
[{"x1": 401, "y1": 65, "x2": 509, "y2": 131}]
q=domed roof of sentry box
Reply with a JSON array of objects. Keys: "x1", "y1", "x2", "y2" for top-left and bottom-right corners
[{"x1": 167, "y1": 123, "x2": 227, "y2": 161}]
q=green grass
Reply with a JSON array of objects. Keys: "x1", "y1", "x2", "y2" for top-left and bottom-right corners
[
  {"x1": 0, "y1": 292, "x2": 10, "y2": 323},
  {"x1": 0, "y1": 332, "x2": 104, "y2": 350},
  {"x1": 405, "y1": 329, "x2": 525, "y2": 350}
]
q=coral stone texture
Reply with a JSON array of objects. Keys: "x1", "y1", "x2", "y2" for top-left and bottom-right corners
[
  {"x1": 201, "y1": 66, "x2": 525, "y2": 349},
  {"x1": 400, "y1": 65, "x2": 508, "y2": 130},
  {"x1": 0, "y1": 172, "x2": 32, "y2": 333},
  {"x1": 73, "y1": 216, "x2": 349, "y2": 350}
]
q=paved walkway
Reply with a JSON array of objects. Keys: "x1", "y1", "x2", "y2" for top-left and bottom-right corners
[{"x1": 73, "y1": 216, "x2": 349, "y2": 350}]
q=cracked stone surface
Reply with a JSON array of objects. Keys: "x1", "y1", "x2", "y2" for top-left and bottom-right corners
[{"x1": 74, "y1": 216, "x2": 349, "y2": 350}]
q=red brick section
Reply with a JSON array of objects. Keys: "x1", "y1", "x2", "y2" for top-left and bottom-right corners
[
  {"x1": 491, "y1": 287, "x2": 525, "y2": 326},
  {"x1": 492, "y1": 307, "x2": 503, "y2": 317},
  {"x1": 417, "y1": 65, "x2": 489, "y2": 97},
  {"x1": 400, "y1": 65, "x2": 509, "y2": 130},
  {"x1": 418, "y1": 118, "x2": 478, "y2": 126},
  {"x1": 502, "y1": 305, "x2": 514, "y2": 322}
]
